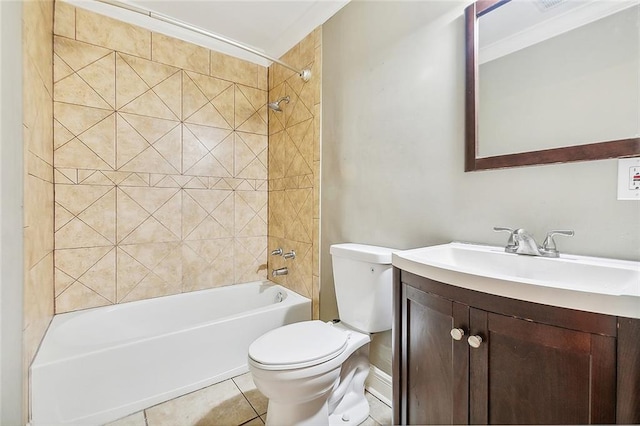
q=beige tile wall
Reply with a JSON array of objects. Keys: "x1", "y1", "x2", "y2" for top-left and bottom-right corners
[
  {"x1": 53, "y1": 4, "x2": 269, "y2": 313},
  {"x1": 23, "y1": 0, "x2": 54, "y2": 420},
  {"x1": 268, "y1": 29, "x2": 322, "y2": 319}
]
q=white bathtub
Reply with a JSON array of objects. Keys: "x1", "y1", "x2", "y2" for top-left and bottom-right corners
[{"x1": 30, "y1": 281, "x2": 310, "y2": 426}]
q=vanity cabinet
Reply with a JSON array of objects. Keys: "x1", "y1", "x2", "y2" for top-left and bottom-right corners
[{"x1": 392, "y1": 268, "x2": 640, "y2": 425}]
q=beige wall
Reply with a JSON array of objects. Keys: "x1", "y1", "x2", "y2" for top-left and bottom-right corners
[
  {"x1": 52, "y1": 3, "x2": 269, "y2": 313},
  {"x1": 321, "y1": 0, "x2": 640, "y2": 375},
  {"x1": 267, "y1": 29, "x2": 322, "y2": 319},
  {"x1": 23, "y1": 0, "x2": 54, "y2": 419},
  {"x1": 19, "y1": 1, "x2": 323, "y2": 420}
]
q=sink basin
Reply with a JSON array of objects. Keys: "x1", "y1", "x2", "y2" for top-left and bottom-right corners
[{"x1": 392, "y1": 242, "x2": 640, "y2": 319}]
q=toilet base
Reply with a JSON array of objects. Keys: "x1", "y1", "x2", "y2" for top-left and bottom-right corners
[
  {"x1": 265, "y1": 395, "x2": 369, "y2": 426},
  {"x1": 327, "y1": 347, "x2": 370, "y2": 426},
  {"x1": 266, "y1": 397, "x2": 332, "y2": 426},
  {"x1": 328, "y1": 395, "x2": 369, "y2": 426},
  {"x1": 263, "y1": 346, "x2": 371, "y2": 426}
]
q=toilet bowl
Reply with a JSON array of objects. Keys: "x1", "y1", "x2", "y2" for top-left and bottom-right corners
[
  {"x1": 249, "y1": 321, "x2": 370, "y2": 426},
  {"x1": 248, "y1": 243, "x2": 396, "y2": 426}
]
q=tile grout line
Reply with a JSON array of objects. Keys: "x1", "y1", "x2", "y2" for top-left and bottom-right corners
[{"x1": 231, "y1": 376, "x2": 262, "y2": 423}]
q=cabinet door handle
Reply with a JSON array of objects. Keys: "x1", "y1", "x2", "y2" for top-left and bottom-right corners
[
  {"x1": 468, "y1": 335, "x2": 483, "y2": 348},
  {"x1": 450, "y1": 328, "x2": 465, "y2": 341}
]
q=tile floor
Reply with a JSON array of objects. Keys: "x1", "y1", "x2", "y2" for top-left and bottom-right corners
[{"x1": 106, "y1": 372, "x2": 392, "y2": 426}]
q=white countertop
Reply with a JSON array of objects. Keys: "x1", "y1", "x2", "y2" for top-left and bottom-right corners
[{"x1": 392, "y1": 242, "x2": 640, "y2": 319}]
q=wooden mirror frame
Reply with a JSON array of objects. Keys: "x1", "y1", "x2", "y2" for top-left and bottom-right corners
[{"x1": 465, "y1": 0, "x2": 640, "y2": 172}]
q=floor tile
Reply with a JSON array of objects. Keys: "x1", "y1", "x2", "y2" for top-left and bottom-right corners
[
  {"x1": 240, "y1": 417, "x2": 264, "y2": 426},
  {"x1": 145, "y1": 379, "x2": 256, "y2": 426},
  {"x1": 233, "y1": 372, "x2": 268, "y2": 415},
  {"x1": 365, "y1": 392, "x2": 392, "y2": 426},
  {"x1": 105, "y1": 411, "x2": 147, "y2": 426},
  {"x1": 360, "y1": 416, "x2": 382, "y2": 426},
  {"x1": 101, "y1": 373, "x2": 393, "y2": 426}
]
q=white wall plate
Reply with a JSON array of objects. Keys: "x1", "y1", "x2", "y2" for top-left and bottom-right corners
[{"x1": 617, "y1": 157, "x2": 640, "y2": 201}]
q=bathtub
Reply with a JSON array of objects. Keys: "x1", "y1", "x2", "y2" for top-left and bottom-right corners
[{"x1": 30, "y1": 281, "x2": 310, "y2": 426}]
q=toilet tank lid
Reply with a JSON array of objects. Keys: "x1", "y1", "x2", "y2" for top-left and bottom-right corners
[{"x1": 330, "y1": 243, "x2": 396, "y2": 264}]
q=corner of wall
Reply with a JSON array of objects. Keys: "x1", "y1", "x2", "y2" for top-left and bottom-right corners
[
  {"x1": 22, "y1": 0, "x2": 55, "y2": 422},
  {"x1": 1, "y1": 2, "x2": 26, "y2": 423},
  {"x1": 267, "y1": 26, "x2": 322, "y2": 319}
]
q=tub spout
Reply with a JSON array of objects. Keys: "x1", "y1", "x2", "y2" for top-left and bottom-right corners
[{"x1": 272, "y1": 267, "x2": 288, "y2": 277}]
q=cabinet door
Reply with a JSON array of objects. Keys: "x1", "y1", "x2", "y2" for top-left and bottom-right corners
[
  {"x1": 469, "y1": 309, "x2": 616, "y2": 424},
  {"x1": 399, "y1": 284, "x2": 469, "y2": 425}
]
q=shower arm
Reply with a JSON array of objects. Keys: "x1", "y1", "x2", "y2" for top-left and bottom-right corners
[{"x1": 94, "y1": 0, "x2": 312, "y2": 82}]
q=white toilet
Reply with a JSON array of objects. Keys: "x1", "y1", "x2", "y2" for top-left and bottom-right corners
[{"x1": 248, "y1": 243, "x2": 395, "y2": 426}]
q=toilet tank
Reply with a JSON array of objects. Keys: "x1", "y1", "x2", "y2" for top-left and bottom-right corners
[{"x1": 330, "y1": 243, "x2": 396, "y2": 333}]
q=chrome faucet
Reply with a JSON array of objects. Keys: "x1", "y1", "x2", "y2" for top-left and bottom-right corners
[
  {"x1": 512, "y1": 229, "x2": 542, "y2": 256},
  {"x1": 272, "y1": 267, "x2": 288, "y2": 277},
  {"x1": 541, "y1": 230, "x2": 575, "y2": 257},
  {"x1": 493, "y1": 227, "x2": 517, "y2": 253},
  {"x1": 494, "y1": 227, "x2": 574, "y2": 258}
]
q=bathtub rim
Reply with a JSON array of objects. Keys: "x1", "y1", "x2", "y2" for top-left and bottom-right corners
[{"x1": 32, "y1": 281, "x2": 309, "y2": 367}]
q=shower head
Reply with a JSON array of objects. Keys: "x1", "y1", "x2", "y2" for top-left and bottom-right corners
[{"x1": 267, "y1": 96, "x2": 290, "y2": 112}]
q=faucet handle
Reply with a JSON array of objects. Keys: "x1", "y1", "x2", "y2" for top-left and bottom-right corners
[
  {"x1": 493, "y1": 226, "x2": 514, "y2": 233},
  {"x1": 271, "y1": 248, "x2": 283, "y2": 256},
  {"x1": 541, "y1": 230, "x2": 575, "y2": 256},
  {"x1": 494, "y1": 227, "x2": 517, "y2": 252}
]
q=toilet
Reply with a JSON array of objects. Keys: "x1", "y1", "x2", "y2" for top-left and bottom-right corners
[{"x1": 248, "y1": 243, "x2": 395, "y2": 426}]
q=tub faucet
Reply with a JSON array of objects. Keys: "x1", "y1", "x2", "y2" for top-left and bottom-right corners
[{"x1": 272, "y1": 267, "x2": 288, "y2": 277}]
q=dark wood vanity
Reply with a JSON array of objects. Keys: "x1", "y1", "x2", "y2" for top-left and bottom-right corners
[{"x1": 392, "y1": 268, "x2": 640, "y2": 425}]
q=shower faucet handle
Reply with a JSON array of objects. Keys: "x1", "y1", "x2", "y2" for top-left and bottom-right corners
[
  {"x1": 283, "y1": 250, "x2": 296, "y2": 260},
  {"x1": 271, "y1": 248, "x2": 283, "y2": 256}
]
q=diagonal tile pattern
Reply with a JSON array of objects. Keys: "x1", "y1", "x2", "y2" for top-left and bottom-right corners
[
  {"x1": 117, "y1": 187, "x2": 182, "y2": 244},
  {"x1": 116, "y1": 113, "x2": 181, "y2": 174},
  {"x1": 267, "y1": 29, "x2": 321, "y2": 314},
  {"x1": 53, "y1": 16, "x2": 269, "y2": 313},
  {"x1": 235, "y1": 191, "x2": 267, "y2": 238},
  {"x1": 236, "y1": 132, "x2": 267, "y2": 179},
  {"x1": 55, "y1": 184, "x2": 116, "y2": 248},
  {"x1": 116, "y1": 53, "x2": 181, "y2": 120},
  {"x1": 182, "y1": 238, "x2": 235, "y2": 292},
  {"x1": 183, "y1": 189, "x2": 234, "y2": 240},
  {"x1": 117, "y1": 242, "x2": 183, "y2": 302},
  {"x1": 235, "y1": 85, "x2": 268, "y2": 135},
  {"x1": 184, "y1": 71, "x2": 234, "y2": 130},
  {"x1": 182, "y1": 123, "x2": 233, "y2": 177}
]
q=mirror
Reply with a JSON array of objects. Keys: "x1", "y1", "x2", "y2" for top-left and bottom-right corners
[{"x1": 465, "y1": 0, "x2": 640, "y2": 171}]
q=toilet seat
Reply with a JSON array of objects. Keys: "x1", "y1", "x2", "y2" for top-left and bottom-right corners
[{"x1": 249, "y1": 321, "x2": 349, "y2": 371}]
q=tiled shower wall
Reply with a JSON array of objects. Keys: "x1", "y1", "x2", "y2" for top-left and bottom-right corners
[
  {"x1": 53, "y1": 3, "x2": 269, "y2": 313},
  {"x1": 23, "y1": 0, "x2": 54, "y2": 419},
  {"x1": 267, "y1": 30, "x2": 322, "y2": 319}
]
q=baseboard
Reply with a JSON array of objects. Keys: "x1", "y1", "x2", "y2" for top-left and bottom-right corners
[{"x1": 365, "y1": 365, "x2": 392, "y2": 407}]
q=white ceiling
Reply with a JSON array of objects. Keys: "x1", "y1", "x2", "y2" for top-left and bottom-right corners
[{"x1": 67, "y1": 0, "x2": 349, "y2": 67}]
